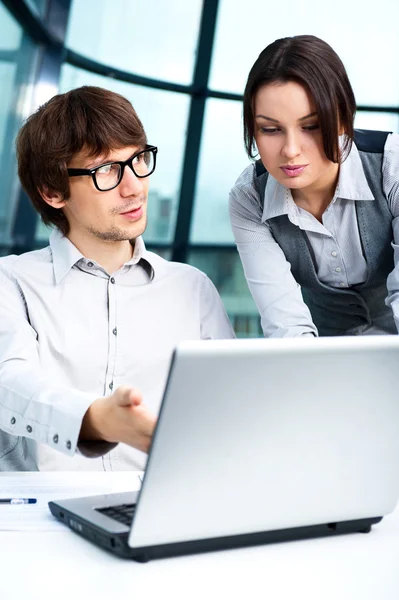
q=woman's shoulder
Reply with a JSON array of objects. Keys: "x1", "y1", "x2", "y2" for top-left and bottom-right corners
[
  {"x1": 384, "y1": 132, "x2": 399, "y2": 154},
  {"x1": 231, "y1": 163, "x2": 257, "y2": 191},
  {"x1": 229, "y1": 162, "x2": 267, "y2": 223}
]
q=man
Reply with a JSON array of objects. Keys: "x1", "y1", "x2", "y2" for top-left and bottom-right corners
[{"x1": 0, "y1": 86, "x2": 234, "y2": 471}]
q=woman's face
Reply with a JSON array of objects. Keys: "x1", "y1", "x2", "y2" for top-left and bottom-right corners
[{"x1": 254, "y1": 81, "x2": 339, "y2": 194}]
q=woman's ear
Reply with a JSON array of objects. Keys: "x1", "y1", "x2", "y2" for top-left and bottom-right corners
[{"x1": 39, "y1": 188, "x2": 66, "y2": 209}]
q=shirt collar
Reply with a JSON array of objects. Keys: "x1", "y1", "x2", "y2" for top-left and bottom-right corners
[
  {"x1": 50, "y1": 229, "x2": 85, "y2": 283},
  {"x1": 335, "y1": 139, "x2": 375, "y2": 202},
  {"x1": 50, "y1": 229, "x2": 155, "y2": 283},
  {"x1": 126, "y1": 236, "x2": 155, "y2": 281},
  {"x1": 261, "y1": 136, "x2": 375, "y2": 223}
]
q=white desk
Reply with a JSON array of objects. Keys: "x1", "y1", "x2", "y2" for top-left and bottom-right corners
[{"x1": 1, "y1": 472, "x2": 398, "y2": 600}]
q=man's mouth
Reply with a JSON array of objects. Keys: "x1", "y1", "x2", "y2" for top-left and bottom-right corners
[{"x1": 119, "y1": 205, "x2": 144, "y2": 221}]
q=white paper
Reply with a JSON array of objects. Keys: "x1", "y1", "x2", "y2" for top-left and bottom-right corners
[{"x1": 0, "y1": 471, "x2": 142, "y2": 531}]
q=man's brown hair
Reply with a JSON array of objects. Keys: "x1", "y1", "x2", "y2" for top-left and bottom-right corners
[
  {"x1": 243, "y1": 35, "x2": 356, "y2": 163},
  {"x1": 16, "y1": 86, "x2": 147, "y2": 235}
]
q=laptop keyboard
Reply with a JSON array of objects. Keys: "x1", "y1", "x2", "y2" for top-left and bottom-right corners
[{"x1": 96, "y1": 503, "x2": 137, "y2": 526}]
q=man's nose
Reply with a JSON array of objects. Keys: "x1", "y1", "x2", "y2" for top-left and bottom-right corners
[{"x1": 120, "y1": 164, "x2": 145, "y2": 195}]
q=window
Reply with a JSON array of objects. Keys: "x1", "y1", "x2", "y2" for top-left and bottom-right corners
[
  {"x1": 210, "y1": 0, "x2": 399, "y2": 109},
  {"x1": 66, "y1": 0, "x2": 203, "y2": 84},
  {"x1": 190, "y1": 98, "x2": 248, "y2": 243},
  {"x1": 0, "y1": 3, "x2": 38, "y2": 248},
  {"x1": 188, "y1": 248, "x2": 261, "y2": 337}
]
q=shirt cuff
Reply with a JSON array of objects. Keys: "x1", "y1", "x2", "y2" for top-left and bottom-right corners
[
  {"x1": 5, "y1": 388, "x2": 98, "y2": 457},
  {"x1": 77, "y1": 440, "x2": 118, "y2": 458}
]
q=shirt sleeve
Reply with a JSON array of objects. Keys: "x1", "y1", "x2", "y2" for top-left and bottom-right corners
[
  {"x1": 229, "y1": 165, "x2": 317, "y2": 338},
  {"x1": 0, "y1": 259, "x2": 98, "y2": 456},
  {"x1": 198, "y1": 273, "x2": 236, "y2": 340},
  {"x1": 383, "y1": 133, "x2": 399, "y2": 332}
]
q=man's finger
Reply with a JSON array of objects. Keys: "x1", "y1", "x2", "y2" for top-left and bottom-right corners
[{"x1": 115, "y1": 386, "x2": 142, "y2": 407}]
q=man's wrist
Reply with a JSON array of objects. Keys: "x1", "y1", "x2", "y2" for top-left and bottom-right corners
[{"x1": 80, "y1": 398, "x2": 107, "y2": 442}]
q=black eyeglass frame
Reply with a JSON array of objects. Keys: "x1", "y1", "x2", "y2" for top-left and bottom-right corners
[{"x1": 67, "y1": 145, "x2": 158, "y2": 191}]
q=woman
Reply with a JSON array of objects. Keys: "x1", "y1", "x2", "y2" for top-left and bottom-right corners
[{"x1": 229, "y1": 35, "x2": 399, "y2": 337}]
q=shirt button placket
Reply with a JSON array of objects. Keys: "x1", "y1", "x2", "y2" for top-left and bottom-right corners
[{"x1": 107, "y1": 275, "x2": 117, "y2": 398}]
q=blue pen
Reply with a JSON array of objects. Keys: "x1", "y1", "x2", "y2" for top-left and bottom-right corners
[{"x1": 0, "y1": 498, "x2": 37, "y2": 505}]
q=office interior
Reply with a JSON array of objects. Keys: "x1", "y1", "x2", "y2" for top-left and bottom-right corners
[{"x1": 1, "y1": 0, "x2": 398, "y2": 338}]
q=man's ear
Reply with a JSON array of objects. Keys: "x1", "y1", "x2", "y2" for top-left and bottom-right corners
[{"x1": 40, "y1": 188, "x2": 66, "y2": 209}]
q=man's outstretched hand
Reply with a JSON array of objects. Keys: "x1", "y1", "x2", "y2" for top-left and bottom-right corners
[{"x1": 80, "y1": 386, "x2": 156, "y2": 453}]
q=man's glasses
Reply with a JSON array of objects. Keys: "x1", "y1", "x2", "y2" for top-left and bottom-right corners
[{"x1": 67, "y1": 145, "x2": 158, "y2": 192}]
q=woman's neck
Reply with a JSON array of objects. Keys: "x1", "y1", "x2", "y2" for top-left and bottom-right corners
[{"x1": 291, "y1": 163, "x2": 340, "y2": 223}]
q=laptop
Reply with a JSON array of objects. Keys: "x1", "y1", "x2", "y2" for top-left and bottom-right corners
[{"x1": 49, "y1": 336, "x2": 399, "y2": 562}]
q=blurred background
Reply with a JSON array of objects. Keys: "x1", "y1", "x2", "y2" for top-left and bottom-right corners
[{"x1": 1, "y1": 0, "x2": 399, "y2": 336}]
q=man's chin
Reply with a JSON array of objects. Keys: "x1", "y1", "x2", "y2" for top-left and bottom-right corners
[
  {"x1": 128, "y1": 216, "x2": 147, "y2": 240},
  {"x1": 93, "y1": 215, "x2": 148, "y2": 242}
]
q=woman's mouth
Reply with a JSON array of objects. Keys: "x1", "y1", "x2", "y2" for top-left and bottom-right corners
[{"x1": 280, "y1": 165, "x2": 307, "y2": 177}]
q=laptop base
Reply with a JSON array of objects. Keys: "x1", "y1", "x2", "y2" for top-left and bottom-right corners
[{"x1": 48, "y1": 502, "x2": 382, "y2": 562}]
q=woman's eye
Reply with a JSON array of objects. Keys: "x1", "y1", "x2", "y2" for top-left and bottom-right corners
[
  {"x1": 302, "y1": 124, "x2": 319, "y2": 131},
  {"x1": 261, "y1": 127, "x2": 279, "y2": 134}
]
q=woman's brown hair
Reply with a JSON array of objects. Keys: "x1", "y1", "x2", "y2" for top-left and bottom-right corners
[
  {"x1": 16, "y1": 86, "x2": 147, "y2": 235},
  {"x1": 243, "y1": 35, "x2": 356, "y2": 163}
]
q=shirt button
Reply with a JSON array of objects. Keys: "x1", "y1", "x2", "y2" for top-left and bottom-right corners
[
  {"x1": 110, "y1": 277, "x2": 115, "y2": 284},
  {"x1": 10, "y1": 417, "x2": 16, "y2": 425},
  {"x1": 331, "y1": 251, "x2": 337, "y2": 257},
  {"x1": 109, "y1": 381, "x2": 114, "y2": 390},
  {"x1": 66, "y1": 440, "x2": 71, "y2": 450},
  {"x1": 112, "y1": 328, "x2": 117, "y2": 336},
  {"x1": 339, "y1": 282, "x2": 346, "y2": 288},
  {"x1": 26, "y1": 425, "x2": 32, "y2": 433},
  {"x1": 87, "y1": 262, "x2": 94, "y2": 267},
  {"x1": 335, "y1": 267, "x2": 341, "y2": 272},
  {"x1": 53, "y1": 434, "x2": 59, "y2": 444}
]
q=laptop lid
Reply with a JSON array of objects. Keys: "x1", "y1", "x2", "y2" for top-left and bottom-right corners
[{"x1": 128, "y1": 336, "x2": 399, "y2": 549}]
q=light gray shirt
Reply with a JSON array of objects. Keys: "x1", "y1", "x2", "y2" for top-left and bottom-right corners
[
  {"x1": 0, "y1": 230, "x2": 235, "y2": 471},
  {"x1": 229, "y1": 133, "x2": 399, "y2": 338}
]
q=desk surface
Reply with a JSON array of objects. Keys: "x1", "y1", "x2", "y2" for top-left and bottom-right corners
[{"x1": 1, "y1": 473, "x2": 398, "y2": 600}]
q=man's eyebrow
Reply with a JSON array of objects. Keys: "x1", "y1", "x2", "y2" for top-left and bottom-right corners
[
  {"x1": 84, "y1": 147, "x2": 145, "y2": 169},
  {"x1": 255, "y1": 111, "x2": 318, "y2": 124},
  {"x1": 83, "y1": 156, "x2": 110, "y2": 169}
]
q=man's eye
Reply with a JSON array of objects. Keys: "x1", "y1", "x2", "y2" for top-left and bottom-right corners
[
  {"x1": 133, "y1": 154, "x2": 143, "y2": 164},
  {"x1": 97, "y1": 164, "x2": 112, "y2": 175},
  {"x1": 97, "y1": 163, "x2": 119, "y2": 175}
]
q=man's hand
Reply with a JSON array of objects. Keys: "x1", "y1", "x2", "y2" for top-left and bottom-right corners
[{"x1": 80, "y1": 386, "x2": 156, "y2": 453}]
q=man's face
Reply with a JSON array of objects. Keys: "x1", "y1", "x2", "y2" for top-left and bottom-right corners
[{"x1": 63, "y1": 145, "x2": 150, "y2": 242}]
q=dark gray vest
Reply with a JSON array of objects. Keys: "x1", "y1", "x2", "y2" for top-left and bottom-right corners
[{"x1": 254, "y1": 129, "x2": 396, "y2": 336}]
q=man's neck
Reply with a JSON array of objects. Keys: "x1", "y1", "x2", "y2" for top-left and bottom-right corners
[{"x1": 67, "y1": 233, "x2": 135, "y2": 274}]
